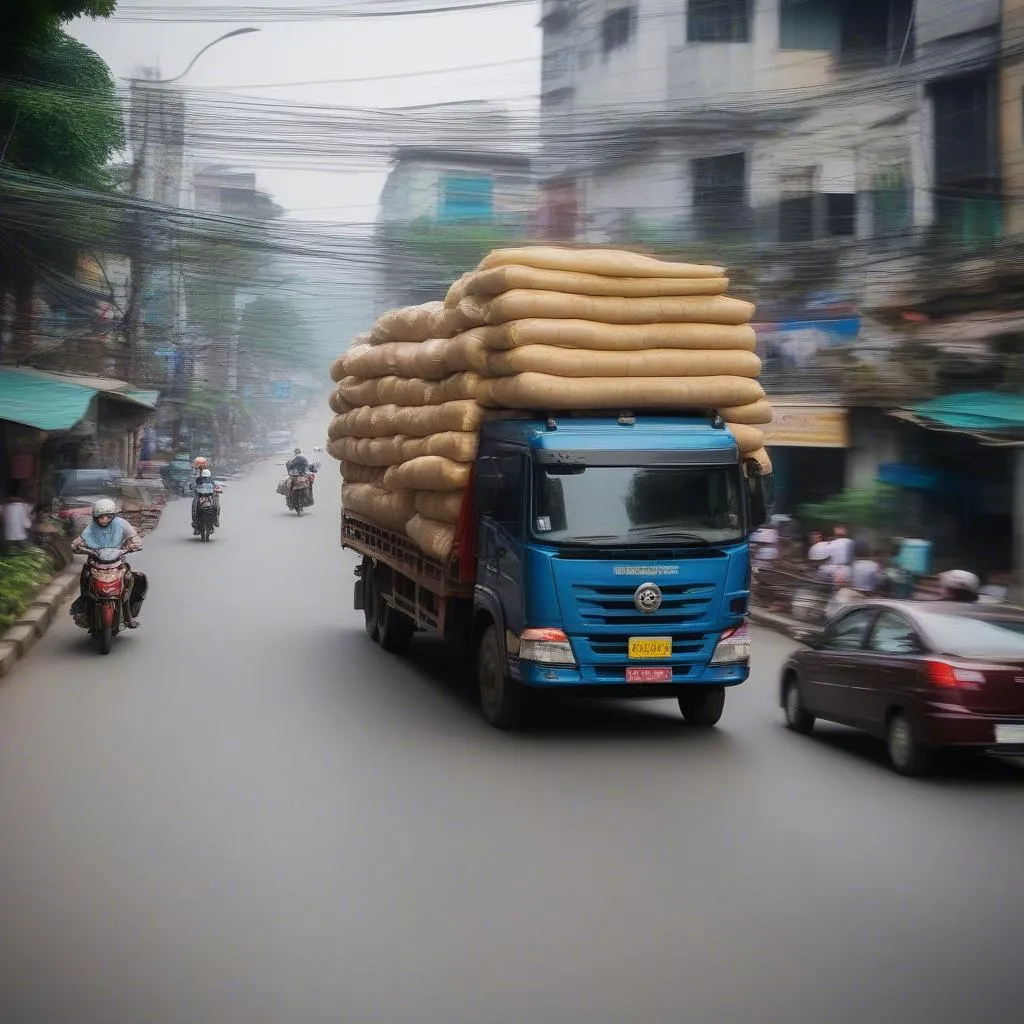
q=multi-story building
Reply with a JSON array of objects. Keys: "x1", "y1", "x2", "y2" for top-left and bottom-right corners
[
  {"x1": 540, "y1": 0, "x2": 1001, "y2": 252},
  {"x1": 375, "y1": 102, "x2": 537, "y2": 306}
]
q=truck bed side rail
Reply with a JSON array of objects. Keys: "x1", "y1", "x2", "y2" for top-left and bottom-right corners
[{"x1": 343, "y1": 513, "x2": 471, "y2": 599}]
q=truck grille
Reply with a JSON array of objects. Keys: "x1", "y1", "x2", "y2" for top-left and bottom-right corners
[
  {"x1": 585, "y1": 633, "x2": 706, "y2": 658},
  {"x1": 571, "y1": 583, "x2": 715, "y2": 626}
]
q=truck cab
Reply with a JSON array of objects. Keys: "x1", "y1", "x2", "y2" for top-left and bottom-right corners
[{"x1": 471, "y1": 414, "x2": 770, "y2": 727}]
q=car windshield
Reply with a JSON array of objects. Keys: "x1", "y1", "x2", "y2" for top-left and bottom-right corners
[
  {"x1": 916, "y1": 612, "x2": 1024, "y2": 659},
  {"x1": 532, "y1": 463, "x2": 744, "y2": 546}
]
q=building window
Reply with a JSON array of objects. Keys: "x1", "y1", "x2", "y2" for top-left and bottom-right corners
[
  {"x1": 688, "y1": 0, "x2": 750, "y2": 43},
  {"x1": 438, "y1": 174, "x2": 493, "y2": 222},
  {"x1": 779, "y1": 196, "x2": 814, "y2": 244},
  {"x1": 692, "y1": 152, "x2": 747, "y2": 236},
  {"x1": 825, "y1": 194, "x2": 856, "y2": 237},
  {"x1": 780, "y1": 0, "x2": 915, "y2": 66},
  {"x1": 601, "y1": 6, "x2": 636, "y2": 56}
]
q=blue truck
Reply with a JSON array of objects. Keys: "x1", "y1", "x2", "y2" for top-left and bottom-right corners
[{"x1": 346, "y1": 412, "x2": 772, "y2": 729}]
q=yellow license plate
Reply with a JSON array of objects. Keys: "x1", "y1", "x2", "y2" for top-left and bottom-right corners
[{"x1": 628, "y1": 637, "x2": 672, "y2": 659}]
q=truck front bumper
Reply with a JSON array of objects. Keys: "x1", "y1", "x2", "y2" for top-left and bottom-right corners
[{"x1": 513, "y1": 658, "x2": 749, "y2": 690}]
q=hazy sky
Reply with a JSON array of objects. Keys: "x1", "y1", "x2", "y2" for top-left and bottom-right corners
[{"x1": 71, "y1": 1, "x2": 540, "y2": 222}]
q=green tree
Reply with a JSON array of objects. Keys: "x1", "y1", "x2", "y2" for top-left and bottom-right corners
[
  {"x1": 236, "y1": 296, "x2": 317, "y2": 376},
  {"x1": 4, "y1": 2, "x2": 117, "y2": 41}
]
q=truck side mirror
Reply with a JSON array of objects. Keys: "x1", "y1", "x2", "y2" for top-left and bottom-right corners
[{"x1": 747, "y1": 471, "x2": 768, "y2": 531}]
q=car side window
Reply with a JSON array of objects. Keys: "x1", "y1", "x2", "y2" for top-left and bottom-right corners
[
  {"x1": 868, "y1": 611, "x2": 923, "y2": 655},
  {"x1": 821, "y1": 609, "x2": 875, "y2": 651}
]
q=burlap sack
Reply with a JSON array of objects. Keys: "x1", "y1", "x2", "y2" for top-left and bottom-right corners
[
  {"x1": 331, "y1": 400, "x2": 485, "y2": 441},
  {"x1": 384, "y1": 456, "x2": 472, "y2": 492},
  {"x1": 328, "y1": 386, "x2": 353, "y2": 414},
  {"x1": 725, "y1": 423, "x2": 765, "y2": 455},
  {"x1": 484, "y1": 346, "x2": 761, "y2": 379},
  {"x1": 459, "y1": 264, "x2": 730, "y2": 300},
  {"x1": 406, "y1": 514, "x2": 456, "y2": 561},
  {"x1": 342, "y1": 483, "x2": 417, "y2": 531},
  {"x1": 475, "y1": 373, "x2": 765, "y2": 411},
  {"x1": 340, "y1": 462, "x2": 387, "y2": 486},
  {"x1": 329, "y1": 352, "x2": 348, "y2": 383},
  {"x1": 414, "y1": 489, "x2": 465, "y2": 525},
  {"x1": 478, "y1": 246, "x2": 725, "y2": 279},
  {"x1": 717, "y1": 399, "x2": 774, "y2": 425},
  {"x1": 369, "y1": 302, "x2": 446, "y2": 344},
  {"x1": 481, "y1": 291, "x2": 755, "y2": 327},
  {"x1": 478, "y1": 319, "x2": 757, "y2": 353},
  {"x1": 329, "y1": 436, "x2": 408, "y2": 467},
  {"x1": 744, "y1": 447, "x2": 774, "y2": 476}
]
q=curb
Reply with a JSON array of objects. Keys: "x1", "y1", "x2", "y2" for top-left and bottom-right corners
[
  {"x1": 749, "y1": 606, "x2": 803, "y2": 640},
  {"x1": 0, "y1": 567, "x2": 79, "y2": 680}
]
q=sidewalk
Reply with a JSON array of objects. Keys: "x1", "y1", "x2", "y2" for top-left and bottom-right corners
[{"x1": 0, "y1": 565, "x2": 80, "y2": 679}]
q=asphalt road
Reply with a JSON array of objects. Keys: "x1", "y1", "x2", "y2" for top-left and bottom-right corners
[{"x1": 1, "y1": 429, "x2": 1023, "y2": 1024}]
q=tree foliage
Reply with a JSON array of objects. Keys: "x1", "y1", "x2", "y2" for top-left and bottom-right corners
[
  {"x1": 4, "y1": 2, "x2": 117, "y2": 41},
  {"x1": 0, "y1": 31, "x2": 123, "y2": 188}
]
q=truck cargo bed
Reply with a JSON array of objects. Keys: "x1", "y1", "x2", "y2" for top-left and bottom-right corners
[{"x1": 342, "y1": 513, "x2": 472, "y2": 600}]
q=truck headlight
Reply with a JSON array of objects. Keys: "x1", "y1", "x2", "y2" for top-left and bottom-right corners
[
  {"x1": 519, "y1": 628, "x2": 577, "y2": 667},
  {"x1": 710, "y1": 624, "x2": 750, "y2": 666}
]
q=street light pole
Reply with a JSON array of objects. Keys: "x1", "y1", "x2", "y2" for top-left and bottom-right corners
[{"x1": 122, "y1": 28, "x2": 260, "y2": 384}]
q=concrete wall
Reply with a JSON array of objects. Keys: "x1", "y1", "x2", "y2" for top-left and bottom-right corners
[
  {"x1": 1002, "y1": 0, "x2": 1024, "y2": 236},
  {"x1": 915, "y1": 0, "x2": 999, "y2": 47}
]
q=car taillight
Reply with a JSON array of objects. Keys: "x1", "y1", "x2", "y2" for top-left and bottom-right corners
[
  {"x1": 710, "y1": 623, "x2": 751, "y2": 665},
  {"x1": 925, "y1": 661, "x2": 986, "y2": 688},
  {"x1": 519, "y1": 628, "x2": 576, "y2": 667}
]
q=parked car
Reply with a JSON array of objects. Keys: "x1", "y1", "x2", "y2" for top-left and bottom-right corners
[
  {"x1": 780, "y1": 600, "x2": 1024, "y2": 775},
  {"x1": 52, "y1": 468, "x2": 123, "y2": 512}
]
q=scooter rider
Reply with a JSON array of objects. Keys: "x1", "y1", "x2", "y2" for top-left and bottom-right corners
[
  {"x1": 71, "y1": 498, "x2": 144, "y2": 628},
  {"x1": 286, "y1": 448, "x2": 311, "y2": 501},
  {"x1": 192, "y1": 467, "x2": 221, "y2": 534}
]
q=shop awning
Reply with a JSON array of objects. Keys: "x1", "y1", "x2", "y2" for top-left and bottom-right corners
[
  {"x1": 891, "y1": 392, "x2": 1024, "y2": 446},
  {"x1": 0, "y1": 367, "x2": 159, "y2": 432}
]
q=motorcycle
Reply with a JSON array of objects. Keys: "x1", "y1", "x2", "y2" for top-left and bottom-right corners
[
  {"x1": 194, "y1": 481, "x2": 220, "y2": 541},
  {"x1": 70, "y1": 547, "x2": 147, "y2": 655},
  {"x1": 285, "y1": 462, "x2": 319, "y2": 516}
]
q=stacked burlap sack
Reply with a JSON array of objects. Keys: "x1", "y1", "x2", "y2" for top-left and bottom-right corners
[{"x1": 328, "y1": 247, "x2": 774, "y2": 561}]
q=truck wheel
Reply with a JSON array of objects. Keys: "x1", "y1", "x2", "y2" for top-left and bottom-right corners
[
  {"x1": 362, "y1": 560, "x2": 379, "y2": 642},
  {"x1": 477, "y1": 625, "x2": 525, "y2": 729},
  {"x1": 678, "y1": 685, "x2": 726, "y2": 727},
  {"x1": 379, "y1": 600, "x2": 414, "y2": 655}
]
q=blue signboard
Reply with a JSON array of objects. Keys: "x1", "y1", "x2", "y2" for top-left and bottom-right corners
[{"x1": 270, "y1": 380, "x2": 292, "y2": 401}]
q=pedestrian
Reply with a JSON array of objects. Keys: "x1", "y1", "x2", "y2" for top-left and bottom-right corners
[
  {"x1": 850, "y1": 542, "x2": 880, "y2": 594},
  {"x1": 807, "y1": 529, "x2": 831, "y2": 567},
  {"x1": 2, "y1": 489, "x2": 34, "y2": 556},
  {"x1": 827, "y1": 524, "x2": 855, "y2": 570}
]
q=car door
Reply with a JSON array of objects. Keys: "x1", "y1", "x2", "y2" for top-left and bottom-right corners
[
  {"x1": 854, "y1": 610, "x2": 926, "y2": 735},
  {"x1": 801, "y1": 608, "x2": 878, "y2": 722}
]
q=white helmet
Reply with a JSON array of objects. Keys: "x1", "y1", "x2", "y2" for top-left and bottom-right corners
[
  {"x1": 201, "y1": 469, "x2": 212, "y2": 478},
  {"x1": 92, "y1": 498, "x2": 117, "y2": 519}
]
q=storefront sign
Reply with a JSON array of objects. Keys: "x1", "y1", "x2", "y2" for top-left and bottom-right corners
[{"x1": 764, "y1": 406, "x2": 849, "y2": 448}]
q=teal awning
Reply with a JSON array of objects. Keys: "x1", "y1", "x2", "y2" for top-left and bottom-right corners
[
  {"x1": 893, "y1": 392, "x2": 1024, "y2": 446},
  {"x1": 122, "y1": 389, "x2": 160, "y2": 410},
  {"x1": 0, "y1": 367, "x2": 97, "y2": 431},
  {"x1": 909, "y1": 393, "x2": 1024, "y2": 432},
  {"x1": 0, "y1": 368, "x2": 161, "y2": 431}
]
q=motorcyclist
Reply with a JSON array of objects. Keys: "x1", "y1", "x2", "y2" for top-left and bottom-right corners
[
  {"x1": 192, "y1": 467, "x2": 221, "y2": 534},
  {"x1": 71, "y1": 498, "x2": 144, "y2": 628},
  {"x1": 938, "y1": 569, "x2": 980, "y2": 604},
  {"x1": 285, "y1": 448, "x2": 312, "y2": 502}
]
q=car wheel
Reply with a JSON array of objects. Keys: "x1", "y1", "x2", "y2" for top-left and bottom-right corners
[
  {"x1": 677, "y1": 685, "x2": 726, "y2": 727},
  {"x1": 784, "y1": 678, "x2": 815, "y2": 734},
  {"x1": 887, "y1": 712, "x2": 931, "y2": 776}
]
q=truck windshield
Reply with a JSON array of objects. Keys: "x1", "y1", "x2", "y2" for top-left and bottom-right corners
[{"x1": 532, "y1": 463, "x2": 745, "y2": 546}]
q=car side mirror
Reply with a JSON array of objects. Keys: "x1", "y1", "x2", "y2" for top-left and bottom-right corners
[
  {"x1": 794, "y1": 628, "x2": 822, "y2": 648},
  {"x1": 747, "y1": 471, "x2": 768, "y2": 531}
]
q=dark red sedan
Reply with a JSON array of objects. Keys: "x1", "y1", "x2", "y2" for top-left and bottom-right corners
[{"x1": 779, "y1": 600, "x2": 1024, "y2": 775}]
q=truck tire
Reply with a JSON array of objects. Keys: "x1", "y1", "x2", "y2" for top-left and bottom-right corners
[
  {"x1": 379, "y1": 599, "x2": 415, "y2": 655},
  {"x1": 477, "y1": 624, "x2": 526, "y2": 730},
  {"x1": 362, "y1": 559, "x2": 379, "y2": 642},
  {"x1": 678, "y1": 685, "x2": 726, "y2": 727}
]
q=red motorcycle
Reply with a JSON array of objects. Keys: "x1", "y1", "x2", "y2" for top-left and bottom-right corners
[{"x1": 70, "y1": 547, "x2": 146, "y2": 654}]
